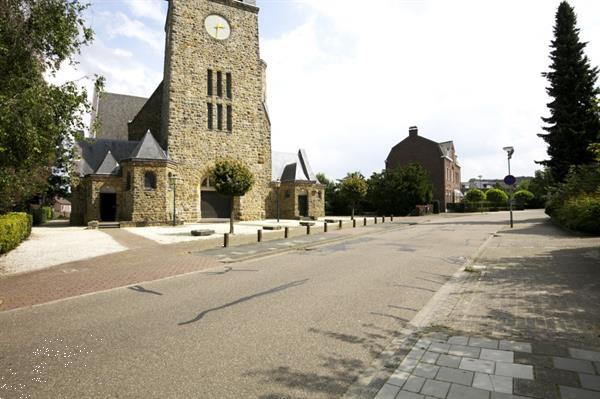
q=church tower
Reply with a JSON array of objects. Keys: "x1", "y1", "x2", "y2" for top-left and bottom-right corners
[{"x1": 161, "y1": 0, "x2": 272, "y2": 221}]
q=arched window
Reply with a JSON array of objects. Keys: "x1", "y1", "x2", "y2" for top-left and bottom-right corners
[{"x1": 144, "y1": 171, "x2": 157, "y2": 190}]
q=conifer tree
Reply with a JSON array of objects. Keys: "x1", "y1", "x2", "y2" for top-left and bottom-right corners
[{"x1": 538, "y1": 1, "x2": 600, "y2": 182}]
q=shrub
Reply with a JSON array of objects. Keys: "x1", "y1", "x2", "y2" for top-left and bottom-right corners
[
  {"x1": 514, "y1": 190, "x2": 534, "y2": 207},
  {"x1": 554, "y1": 194, "x2": 600, "y2": 234},
  {"x1": 32, "y1": 207, "x2": 47, "y2": 225},
  {"x1": 43, "y1": 206, "x2": 53, "y2": 221},
  {"x1": 486, "y1": 188, "x2": 509, "y2": 205},
  {"x1": 0, "y1": 212, "x2": 32, "y2": 254},
  {"x1": 465, "y1": 189, "x2": 486, "y2": 202}
]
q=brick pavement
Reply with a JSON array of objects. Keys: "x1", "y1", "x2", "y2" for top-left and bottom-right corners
[{"x1": 367, "y1": 214, "x2": 600, "y2": 399}]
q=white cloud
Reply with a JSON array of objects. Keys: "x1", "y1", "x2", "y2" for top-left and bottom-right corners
[
  {"x1": 102, "y1": 11, "x2": 164, "y2": 53},
  {"x1": 262, "y1": 0, "x2": 600, "y2": 180},
  {"x1": 122, "y1": 0, "x2": 166, "y2": 24}
]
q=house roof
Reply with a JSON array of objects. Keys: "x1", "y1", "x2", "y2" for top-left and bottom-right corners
[
  {"x1": 272, "y1": 149, "x2": 317, "y2": 182},
  {"x1": 75, "y1": 130, "x2": 169, "y2": 176}
]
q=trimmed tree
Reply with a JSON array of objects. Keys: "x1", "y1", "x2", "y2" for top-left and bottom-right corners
[
  {"x1": 465, "y1": 188, "x2": 486, "y2": 203},
  {"x1": 537, "y1": 1, "x2": 600, "y2": 183},
  {"x1": 514, "y1": 190, "x2": 535, "y2": 208},
  {"x1": 339, "y1": 172, "x2": 367, "y2": 219},
  {"x1": 486, "y1": 188, "x2": 509, "y2": 206},
  {"x1": 210, "y1": 159, "x2": 254, "y2": 234}
]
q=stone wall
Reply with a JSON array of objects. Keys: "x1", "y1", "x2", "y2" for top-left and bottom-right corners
[
  {"x1": 268, "y1": 182, "x2": 325, "y2": 220},
  {"x1": 128, "y1": 160, "x2": 176, "y2": 224},
  {"x1": 162, "y1": 0, "x2": 272, "y2": 222}
]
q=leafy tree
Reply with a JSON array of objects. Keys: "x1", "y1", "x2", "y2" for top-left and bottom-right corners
[
  {"x1": 368, "y1": 164, "x2": 432, "y2": 216},
  {"x1": 465, "y1": 188, "x2": 486, "y2": 203},
  {"x1": 486, "y1": 188, "x2": 509, "y2": 206},
  {"x1": 0, "y1": 0, "x2": 97, "y2": 213},
  {"x1": 339, "y1": 172, "x2": 367, "y2": 219},
  {"x1": 316, "y1": 172, "x2": 349, "y2": 216},
  {"x1": 210, "y1": 159, "x2": 254, "y2": 234},
  {"x1": 537, "y1": 1, "x2": 600, "y2": 182},
  {"x1": 527, "y1": 169, "x2": 554, "y2": 208}
]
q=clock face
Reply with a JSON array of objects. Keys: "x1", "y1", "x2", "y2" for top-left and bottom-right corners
[{"x1": 204, "y1": 15, "x2": 231, "y2": 40}]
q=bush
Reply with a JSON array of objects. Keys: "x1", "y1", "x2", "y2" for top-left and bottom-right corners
[
  {"x1": 486, "y1": 188, "x2": 509, "y2": 205},
  {"x1": 514, "y1": 190, "x2": 534, "y2": 207},
  {"x1": 43, "y1": 206, "x2": 53, "y2": 221},
  {"x1": 0, "y1": 212, "x2": 32, "y2": 254},
  {"x1": 553, "y1": 194, "x2": 600, "y2": 234},
  {"x1": 32, "y1": 207, "x2": 46, "y2": 225},
  {"x1": 465, "y1": 189, "x2": 486, "y2": 202}
]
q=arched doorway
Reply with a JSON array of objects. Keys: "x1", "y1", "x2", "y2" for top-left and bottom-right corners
[
  {"x1": 99, "y1": 185, "x2": 117, "y2": 222},
  {"x1": 200, "y1": 178, "x2": 231, "y2": 219}
]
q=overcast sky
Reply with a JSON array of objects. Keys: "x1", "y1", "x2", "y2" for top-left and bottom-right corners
[{"x1": 54, "y1": 0, "x2": 600, "y2": 181}]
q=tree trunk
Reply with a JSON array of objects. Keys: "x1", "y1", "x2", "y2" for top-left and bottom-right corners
[
  {"x1": 351, "y1": 204, "x2": 355, "y2": 220},
  {"x1": 230, "y1": 196, "x2": 235, "y2": 234}
]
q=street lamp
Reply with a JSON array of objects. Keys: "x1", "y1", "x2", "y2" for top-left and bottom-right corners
[
  {"x1": 169, "y1": 173, "x2": 178, "y2": 226},
  {"x1": 274, "y1": 179, "x2": 281, "y2": 223},
  {"x1": 502, "y1": 146, "x2": 515, "y2": 228},
  {"x1": 477, "y1": 174, "x2": 483, "y2": 189}
]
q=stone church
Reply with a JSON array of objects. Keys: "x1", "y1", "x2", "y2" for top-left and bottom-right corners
[{"x1": 71, "y1": 0, "x2": 325, "y2": 225}]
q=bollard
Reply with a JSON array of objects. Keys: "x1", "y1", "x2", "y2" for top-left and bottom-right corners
[
  {"x1": 382, "y1": 216, "x2": 385, "y2": 223},
  {"x1": 353, "y1": 219, "x2": 356, "y2": 228},
  {"x1": 306, "y1": 225, "x2": 311, "y2": 235},
  {"x1": 224, "y1": 233, "x2": 230, "y2": 248},
  {"x1": 391, "y1": 215, "x2": 394, "y2": 222},
  {"x1": 363, "y1": 217, "x2": 367, "y2": 226},
  {"x1": 257, "y1": 229, "x2": 262, "y2": 242},
  {"x1": 324, "y1": 222, "x2": 328, "y2": 233},
  {"x1": 338, "y1": 220, "x2": 343, "y2": 229},
  {"x1": 374, "y1": 217, "x2": 378, "y2": 225},
  {"x1": 284, "y1": 226, "x2": 289, "y2": 239}
]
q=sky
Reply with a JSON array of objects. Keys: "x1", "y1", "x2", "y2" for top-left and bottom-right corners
[{"x1": 53, "y1": 0, "x2": 600, "y2": 182}]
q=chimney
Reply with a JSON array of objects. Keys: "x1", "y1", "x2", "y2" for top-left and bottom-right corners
[{"x1": 409, "y1": 126, "x2": 418, "y2": 137}]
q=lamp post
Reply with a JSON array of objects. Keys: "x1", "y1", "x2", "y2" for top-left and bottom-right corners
[
  {"x1": 478, "y1": 175, "x2": 483, "y2": 189},
  {"x1": 275, "y1": 180, "x2": 281, "y2": 223},
  {"x1": 169, "y1": 173, "x2": 178, "y2": 226},
  {"x1": 502, "y1": 146, "x2": 515, "y2": 228}
]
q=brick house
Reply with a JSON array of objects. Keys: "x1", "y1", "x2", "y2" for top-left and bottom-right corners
[{"x1": 385, "y1": 126, "x2": 462, "y2": 210}]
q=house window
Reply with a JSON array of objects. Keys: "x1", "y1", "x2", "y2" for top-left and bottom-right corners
[
  {"x1": 217, "y1": 71, "x2": 223, "y2": 97},
  {"x1": 217, "y1": 104, "x2": 223, "y2": 130},
  {"x1": 226, "y1": 72, "x2": 232, "y2": 99},
  {"x1": 207, "y1": 103, "x2": 213, "y2": 129},
  {"x1": 144, "y1": 171, "x2": 157, "y2": 190},
  {"x1": 226, "y1": 105, "x2": 232, "y2": 131},
  {"x1": 207, "y1": 69, "x2": 213, "y2": 96}
]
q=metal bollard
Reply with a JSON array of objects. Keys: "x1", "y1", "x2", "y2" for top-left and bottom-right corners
[
  {"x1": 353, "y1": 219, "x2": 356, "y2": 228},
  {"x1": 324, "y1": 222, "x2": 328, "y2": 233},
  {"x1": 306, "y1": 225, "x2": 311, "y2": 235},
  {"x1": 363, "y1": 217, "x2": 367, "y2": 226},
  {"x1": 257, "y1": 229, "x2": 262, "y2": 242},
  {"x1": 374, "y1": 217, "x2": 378, "y2": 224},
  {"x1": 338, "y1": 220, "x2": 343, "y2": 229},
  {"x1": 391, "y1": 215, "x2": 394, "y2": 222},
  {"x1": 224, "y1": 233, "x2": 230, "y2": 248},
  {"x1": 284, "y1": 226, "x2": 289, "y2": 239},
  {"x1": 382, "y1": 216, "x2": 385, "y2": 223}
]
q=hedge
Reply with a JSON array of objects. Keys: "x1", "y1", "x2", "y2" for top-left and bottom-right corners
[
  {"x1": 0, "y1": 212, "x2": 32, "y2": 254},
  {"x1": 32, "y1": 206, "x2": 53, "y2": 226},
  {"x1": 552, "y1": 194, "x2": 600, "y2": 234}
]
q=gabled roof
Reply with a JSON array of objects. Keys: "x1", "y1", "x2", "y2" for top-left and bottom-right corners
[
  {"x1": 438, "y1": 141, "x2": 454, "y2": 159},
  {"x1": 92, "y1": 91, "x2": 148, "y2": 140},
  {"x1": 95, "y1": 151, "x2": 120, "y2": 175},
  {"x1": 130, "y1": 130, "x2": 169, "y2": 160},
  {"x1": 272, "y1": 149, "x2": 317, "y2": 182}
]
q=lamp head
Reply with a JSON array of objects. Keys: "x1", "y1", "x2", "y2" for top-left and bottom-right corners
[{"x1": 502, "y1": 146, "x2": 514, "y2": 159}]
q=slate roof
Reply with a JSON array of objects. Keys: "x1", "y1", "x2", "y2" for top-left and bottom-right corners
[
  {"x1": 76, "y1": 130, "x2": 169, "y2": 176},
  {"x1": 272, "y1": 149, "x2": 317, "y2": 182},
  {"x1": 92, "y1": 91, "x2": 148, "y2": 140}
]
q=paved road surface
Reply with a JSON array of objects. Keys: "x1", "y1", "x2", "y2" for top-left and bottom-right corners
[{"x1": 0, "y1": 211, "x2": 534, "y2": 398}]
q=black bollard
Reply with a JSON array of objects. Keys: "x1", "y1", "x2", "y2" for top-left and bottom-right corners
[
  {"x1": 306, "y1": 225, "x2": 311, "y2": 235},
  {"x1": 353, "y1": 219, "x2": 356, "y2": 228},
  {"x1": 363, "y1": 217, "x2": 367, "y2": 226},
  {"x1": 257, "y1": 229, "x2": 262, "y2": 242},
  {"x1": 338, "y1": 220, "x2": 343, "y2": 229},
  {"x1": 324, "y1": 222, "x2": 328, "y2": 233},
  {"x1": 382, "y1": 216, "x2": 385, "y2": 223},
  {"x1": 224, "y1": 233, "x2": 230, "y2": 248},
  {"x1": 374, "y1": 217, "x2": 378, "y2": 225},
  {"x1": 284, "y1": 226, "x2": 289, "y2": 239},
  {"x1": 391, "y1": 215, "x2": 394, "y2": 222}
]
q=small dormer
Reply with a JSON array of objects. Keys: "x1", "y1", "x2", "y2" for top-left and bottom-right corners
[{"x1": 95, "y1": 151, "x2": 120, "y2": 175}]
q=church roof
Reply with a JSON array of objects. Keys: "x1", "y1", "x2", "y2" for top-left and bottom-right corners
[
  {"x1": 131, "y1": 130, "x2": 169, "y2": 160},
  {"x1": 92, "y1": 91, "x2": 148, "y2": 140},
  {"x1": 272, "y1": 149, "x2": 317, "y2": 182},
  {"x1": 75, "y1": 130, "x2": 169, "y2": 177},
  {"x1": 95, "y1": 151, "x2": 120, "y2": 175}
]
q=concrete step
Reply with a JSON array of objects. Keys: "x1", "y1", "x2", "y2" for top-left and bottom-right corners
[{"x1": 98, "y1": 222, "x2": 121, "y2": 229}]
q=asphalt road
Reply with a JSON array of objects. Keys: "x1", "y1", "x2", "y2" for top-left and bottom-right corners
[{"x1": 0, "y1": 211, "x2": 531, "y2": 399}]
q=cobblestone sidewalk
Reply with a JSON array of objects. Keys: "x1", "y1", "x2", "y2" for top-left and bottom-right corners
[{"x1": 368, "y1": 216, "x2": 600, "y2": 399}]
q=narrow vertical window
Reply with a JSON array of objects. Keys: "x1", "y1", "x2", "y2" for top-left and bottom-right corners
[
  {"x1": 207, "y1": 69, "x2": 213, "y2": 96},
  {"x1": 226, "y1": 105, "x2": 232, "y2": 131},
  {"x1": 226, "y1": 72, "x2": 232, "y2": 99},
  {"x1": 217, "y1": 104, "x2": 223, "y2": 130},
  {"x1": 207, "y1": 103, "x2": 213, "y2": 129},
  {"x1": 217, "y1": 71, "x2": 223, "y2": 97}
]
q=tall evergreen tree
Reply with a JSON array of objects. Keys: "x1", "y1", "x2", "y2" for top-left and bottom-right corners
[{"x1": 538, "y1": 1, "x2": 600, "y2": 182}]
